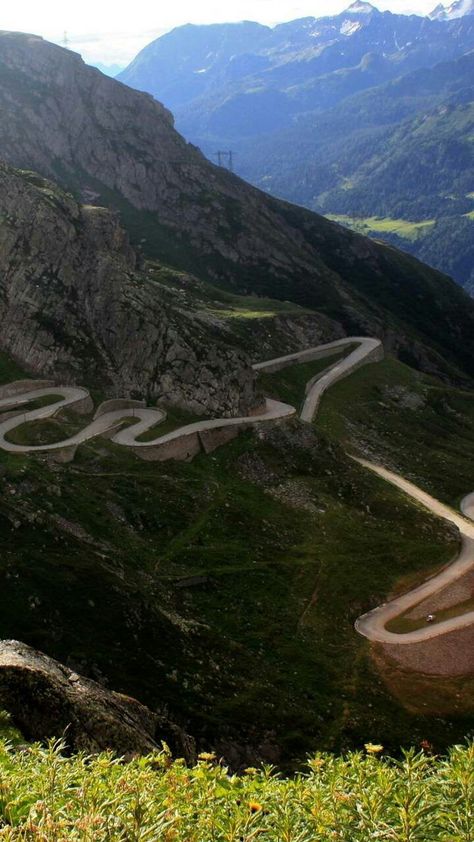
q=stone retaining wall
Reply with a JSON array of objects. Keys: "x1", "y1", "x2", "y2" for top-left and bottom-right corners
[
  {"x1": 253, "y1": 344, "x2": 351, "y2": 375},
  {"x1": 380, "y1": 624, "x2": 474, "y2": 676},
  {"x1": 94, "y1": 399, "x2": 146, "y2": 419},
  {"x1": 0, "y1": 380, "x2": 55, "y2": 400},
  {"x1": 199, "y1": 425, "x2": 240, "y2": 455},
  {"x1": 134, "y1": 432, "x2": 202, "y2": 463}
]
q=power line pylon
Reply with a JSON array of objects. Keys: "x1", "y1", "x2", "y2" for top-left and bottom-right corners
[{"x1": 214, "y1": 150, "x2": 234, "y2": 172}]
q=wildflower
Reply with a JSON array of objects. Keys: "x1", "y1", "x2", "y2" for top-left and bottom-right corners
[
  {"x1": 308, "y1": 757, "x2": 325, "y2": 770},
  {"x1": 244, "y1": 767, "x2": 258, "y2": 775},
  {"x1": 248, "y1": 801, "x2": 263, "y2": 813},
  {"x1": 365, "y1": 743, "x2": 383, "y2": 755},
  {"x1": 420, "y1": 740, "x2": 433, "y2": 753},
  {"x1": 198, "y1": 751, "x2": 216, "y2": 762},
  {"x1": 334, "y1": 791, "x2": 352, "y2": 802}
]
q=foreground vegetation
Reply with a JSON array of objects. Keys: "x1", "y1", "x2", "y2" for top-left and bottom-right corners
[{"x1": 0, "y1": 737, "x2": 472, "y2": 840}]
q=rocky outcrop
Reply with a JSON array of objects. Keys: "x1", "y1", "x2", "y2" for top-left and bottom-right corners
[
  {"x1": 0, "y1": 640, "x2": 195, "y2": 759},
  {"x1": 0, "y1": 163, "x2": 257, "y2": 416}
]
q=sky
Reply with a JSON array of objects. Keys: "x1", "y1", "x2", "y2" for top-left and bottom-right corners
[{"x1": 1, "y1": 0, "x2": 439, "y2": 68}]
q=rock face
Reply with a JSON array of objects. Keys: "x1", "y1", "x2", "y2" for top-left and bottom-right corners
[
  {"x1": 0, "y1": 163, "x2": 257, "y2": 416},
  {"x1": 0, "y1": 640, "x2": 195, "y2": 759}
]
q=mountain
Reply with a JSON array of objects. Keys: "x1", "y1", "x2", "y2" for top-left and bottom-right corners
[
  {"x1": 118, "y1": 8, "x2": 474, "y2": 291},
  {"x1": 234, "y1": 51, "x2": 474, "y2": 292},
  {"x1": 1, "y1": 31, "x2": 474, "y2": 384},
  {"x1": 118, "y1": 5, "x2": 474, "y2": 142},
  {"x1": 93, "y1": 62, "x2": 125, "y2": 77},
  {"x1": 118, "y1": 21, "x2": 270, "y2": 110},
  {"x1": 429, "y1": 0, "x2": 474, "y2": 20}
]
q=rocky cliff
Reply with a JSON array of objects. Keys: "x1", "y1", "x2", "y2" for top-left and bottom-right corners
[{"x1": 0, "y1": 163, "x2": 257, "y2": 416}]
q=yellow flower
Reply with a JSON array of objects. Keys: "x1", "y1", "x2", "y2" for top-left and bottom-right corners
[
  {"x1": 334, "y1": 791, "x2": 352, "y2": 802},
  {"x1": 198, "y1": 751, "x2": 216, "y2": 762},
  {"x1": 244, "y1": 767, "x2": 258, "y2": 775},
  {"x1": 365, "y1": 743, "x2": 383, "y2": 755},
  {"x1": 308, "y1": 757, "x2": 325, "y2": 770},
  {"x1": 249, "y1": 801, "x2": 263, "y2": 813}
]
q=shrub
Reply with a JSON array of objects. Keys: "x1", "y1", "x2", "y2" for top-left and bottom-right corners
[{"x1": 0, "y1": 739, "x2": 472, "y2": 840}]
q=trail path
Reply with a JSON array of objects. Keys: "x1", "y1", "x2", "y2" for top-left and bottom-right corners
[{"x1": 1, "y1": 336, "x2": 473, "y2": 642}]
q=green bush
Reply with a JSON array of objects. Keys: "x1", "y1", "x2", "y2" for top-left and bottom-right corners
[{"x1": 0, "y1": 739, "x2": 472, "y2": 840}]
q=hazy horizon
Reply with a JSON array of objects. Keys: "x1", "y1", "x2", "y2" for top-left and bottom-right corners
[{"x1": 1, "y1": 0, "x2": 440, "y2": 69}]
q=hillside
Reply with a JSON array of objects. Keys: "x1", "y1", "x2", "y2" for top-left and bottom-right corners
[
  {"x1": 2, "y1": 345, "x2": 472, "y2": 765},
  {"x1": 0, "y1": 163, "x2": 260, "y2": 416},
  {"x1": 1, "y1": 26, "x2": 474, "y2": 769},
  {"x1": 1, "y1": 32, "x2": 474, "y2": 384}
]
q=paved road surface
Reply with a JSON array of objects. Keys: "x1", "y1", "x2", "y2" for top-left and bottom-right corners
[{"x1": 354, "y1": 460, "x2": 474, "y2": 643}]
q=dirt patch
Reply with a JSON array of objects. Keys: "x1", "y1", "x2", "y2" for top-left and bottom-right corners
[
  {"x1": 371, "y1": 642, "x2": 474, "y2": 716},
  {"x1": 382, "y1": 623, "x2": 474, "y2": 676}
]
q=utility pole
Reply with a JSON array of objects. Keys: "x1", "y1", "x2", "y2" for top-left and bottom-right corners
[{"x1": 63, "y1": 31, "x2": 69, "y2": 49}]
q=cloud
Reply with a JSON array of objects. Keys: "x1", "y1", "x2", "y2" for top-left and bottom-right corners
[{"x1": 66, "y1": 29, "x2": 168, "y2": 66}]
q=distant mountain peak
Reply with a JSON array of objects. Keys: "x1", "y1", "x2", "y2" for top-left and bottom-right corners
[
  {"x1": 429, "y1": 0, "x2": 474, "y2": 19},
  {"x1": 345, "y1": 1, "x2": 378, "y2": 14}
]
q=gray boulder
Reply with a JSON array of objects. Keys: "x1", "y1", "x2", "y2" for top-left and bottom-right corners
[{"x1": 0, "y1": 640, "x2": 195, "y2": 761}]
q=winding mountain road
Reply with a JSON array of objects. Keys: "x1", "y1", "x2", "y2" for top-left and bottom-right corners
[
  {"x1": 353, "y1": 461, "x2": 474, "y2": 644},
  {"x1": 0, "y1": 336, "x2": 374, "y2": 456},
  {"x1": 1, "y1": 336, "x2": 473, "y2": 645}
]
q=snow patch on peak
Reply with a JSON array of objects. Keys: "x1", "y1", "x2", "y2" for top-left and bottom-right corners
[
  {"x1": 429, "y1": 0, "x2": 474, "y2": 18},
  {"x1": 345, "y1": 1, "x2": 377, "y2": 14},
  {"x1": 341, "y1": 19, "x2": 363, "y2": 35}
]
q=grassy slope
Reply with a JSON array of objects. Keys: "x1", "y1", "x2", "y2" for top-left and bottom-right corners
[
  {"x1": 260, "y1": 354, "x2": 474, "y2": 720},
  {"x1": 326, "y1": 214, "x2": 436, "y2": 242},
  {"x1": 136, "y1": 406, "x2": 204, "y2": 442},
  {"x1": 316, "y1": 355, "x2": 474, "y2": 507},
  {"x1": 0, "y1": 351, "x2": 26, "y2": 383},
  {"x1": 257, "y1": 351, "x2": 350, "y2": 414}
]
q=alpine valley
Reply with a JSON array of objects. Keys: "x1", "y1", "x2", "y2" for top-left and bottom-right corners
[
  {"x1": 118, "y1": 1, "x2": 474, "y2": 291},
  {"x1": 0, "y1": 14, "x2": 474, "y2": 786}
]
